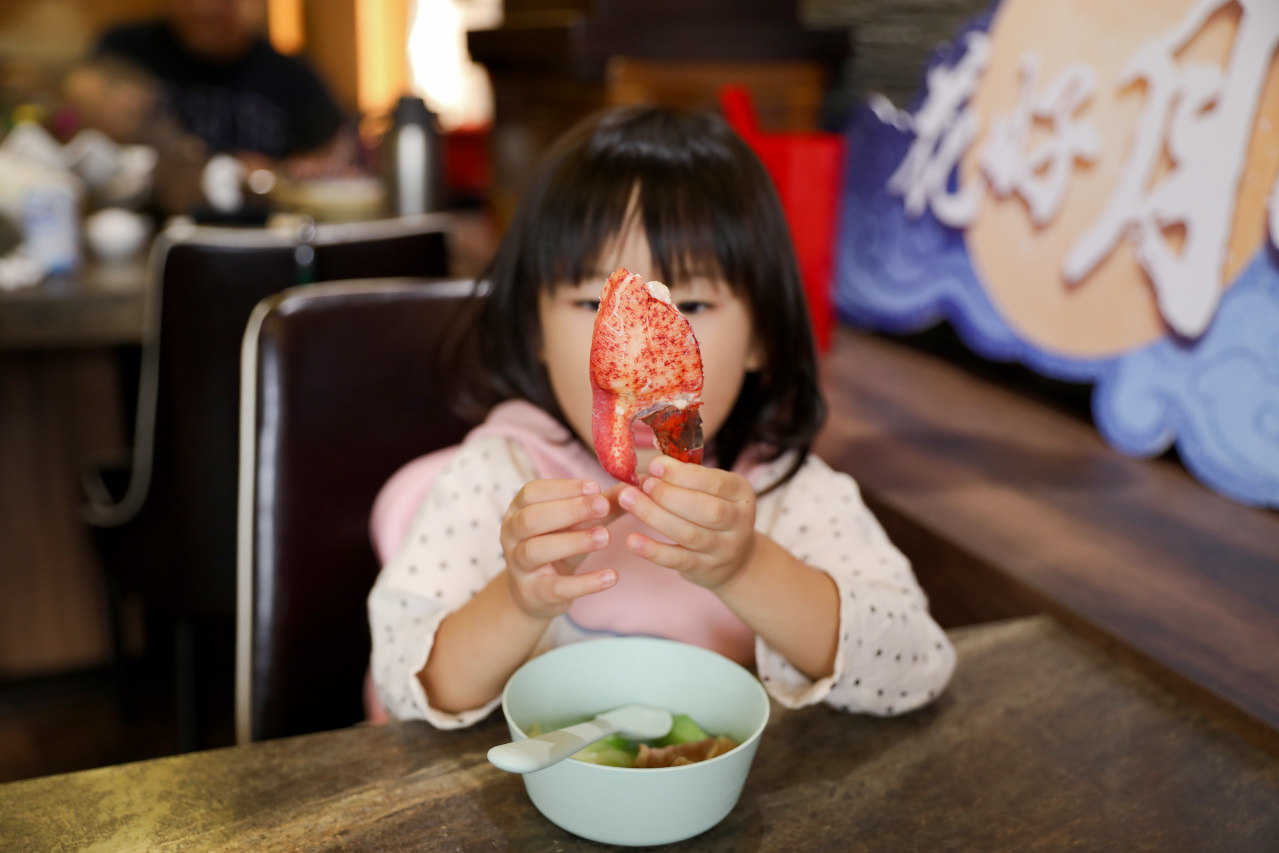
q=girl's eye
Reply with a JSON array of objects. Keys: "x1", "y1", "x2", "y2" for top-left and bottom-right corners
[
  {"x1": 677, "y1": 301, "x2": 712, "y2": 315},
  {"x1": 574, "y1": 300, "x2": 601, "y2": 312}
]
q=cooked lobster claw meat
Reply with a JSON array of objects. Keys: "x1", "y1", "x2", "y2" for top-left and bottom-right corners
[{"x1": 589, "y1": 268, "x2": 704, "y2": 485}]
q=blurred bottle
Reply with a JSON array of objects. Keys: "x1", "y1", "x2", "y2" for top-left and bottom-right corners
[
  {"x1": 3, "y1": 104, "x2": 82, "y2": 276},
  {"x1": 23, "y1": 183, "x2": 80, "y2": 275},
  {"x1": 383, "y1": 96, "x2": 441, "y2": 217}
]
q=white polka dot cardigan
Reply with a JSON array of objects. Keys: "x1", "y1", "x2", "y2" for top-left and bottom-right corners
[{"x1": 368, "y1": 401, "x2": 956, "y2": 729}]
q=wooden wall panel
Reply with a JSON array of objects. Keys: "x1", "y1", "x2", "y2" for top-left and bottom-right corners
[
  {"x1": 303, "y1": 0, "x2": 413, "y2": 120},
  {"x1": 0, "y1": 0, "x2": 164, "y2": 67},
  {"x1": 303, "y1": 0, "x2": 360, "y2": 115},
  {"x1": 0, "y1": 351, "x2": 126, "y2": 676},
  {"x1": 803, "y1": 0, "x2": 993, "y2": 107}
]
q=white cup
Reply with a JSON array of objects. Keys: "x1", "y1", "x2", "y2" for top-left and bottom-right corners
[{"x1": 84, "y1": 207, "x2": 151, "y2": 262}]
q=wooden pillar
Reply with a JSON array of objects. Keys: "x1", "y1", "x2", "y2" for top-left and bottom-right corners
[
  {"x1": 0, "y1": 350, "x2": 126, "y2": 676},
  {"x1": 302, "y1": 0, "x2": 412, "y2": 123}
]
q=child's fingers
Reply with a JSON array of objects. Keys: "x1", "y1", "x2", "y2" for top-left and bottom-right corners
[
  {"x1": 503, "y1": 493, "x2": 610, "y2": 549},
  {"x1": 566, "y1": 483, "x2": 628, "y2": 532},
  {"x1": 640, "y1": 478, "x2": 734, "y2": 530},
  {"x1": 618, "y1": 486, "x2": 715, "y2": 552},
  {"x1": 542, "y1": 567, "x2": 617, "y2": 602},
  {"x1": 511, "y1": 479, "x2": 601, "y2": 511},
  {"x1": 647, "y1": 456, "x2": 752, "y2": 501},
  {"x1": 625, "y1": 533, "x2": 698, "y2": 572},
  {"x1": 602, "y1": 482, "x2": 631, "y2": 517},
  {"x1": 508, "y1": 527, "x2": 609, "y2": 573},
  {"x1": 508, "y1": 563, "x2": 616, "y2": 618}
]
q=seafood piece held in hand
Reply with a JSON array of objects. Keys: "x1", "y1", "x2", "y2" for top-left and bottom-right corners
[{"x1": 589, "y1": 268, "x2": 704, "y2": 484}]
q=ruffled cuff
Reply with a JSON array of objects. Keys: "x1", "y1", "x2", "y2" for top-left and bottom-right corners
[
  {"x1": 368, "y1": 588, "x2": 501, "y2": 730},
  {"x1": 754, "y1": 635, "x2": 840, "y2": 708}
]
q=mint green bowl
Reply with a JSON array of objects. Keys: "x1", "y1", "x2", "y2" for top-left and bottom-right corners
[{"x1": 500, "y1": 636, "x2": 770, "y2": 846}]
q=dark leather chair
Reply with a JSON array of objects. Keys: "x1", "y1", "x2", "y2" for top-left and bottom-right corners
[
  {"x1": 83, "y1": 216, "x2": 452, "y2": 751},
  {"x1": 236, "y1": 278, "x2": 481, "y2": 743}
]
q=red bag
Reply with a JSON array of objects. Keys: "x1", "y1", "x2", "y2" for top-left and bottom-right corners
[{"x1": 720, "y1": 85, "x2": 844, "y2": 351}]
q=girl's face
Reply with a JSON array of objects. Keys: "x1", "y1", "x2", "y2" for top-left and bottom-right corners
[{"x1": 538, "y1": 222, "x2": 763, "y2": 472}]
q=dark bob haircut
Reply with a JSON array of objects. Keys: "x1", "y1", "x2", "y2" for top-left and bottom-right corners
[{"x1": 459, "y1": 105, "x2": 825, "y2": 488}]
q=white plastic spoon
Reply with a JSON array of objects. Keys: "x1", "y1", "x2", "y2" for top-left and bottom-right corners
[{"x1": 487, "y1": 704, "x2": 673, "y2": 774}]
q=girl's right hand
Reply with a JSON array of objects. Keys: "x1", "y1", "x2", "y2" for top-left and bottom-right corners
[{"x1": 500, "y1": 479, "x2": 623, "y2": 619}]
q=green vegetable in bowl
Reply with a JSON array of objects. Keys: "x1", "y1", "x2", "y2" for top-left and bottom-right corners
[
  {"x1": 530, "y1": 713, "x2": 736, "y2": 768},
  {"x1": 652, "y1": 714, "x2": 710, "y2": 747},
  {"x1": 571, "y1": 734, "x2": 640, "y2": 767}
]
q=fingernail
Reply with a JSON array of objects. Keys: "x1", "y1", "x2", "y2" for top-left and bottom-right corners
[
  {"x1": 650, "y1": 459, "x2": 665, "y2": 477},
  {"x1": 599, "y1": 570, "x2": 617, "y2": 589},
  {"x1": 619, "y1": 489, "x2": 636, "y2": 509},
  {"x1": 642, "y1": 477, "x2": 656, "y2": 495},
  {"x1": 591, "y1": 496, "x2": 609, "y2": 515},
  {"x1": 582, "y1": 481, "x2": 600, "y2": 495},
  {"x1": 591, "y1": 527, "x2": 608, "y2": 546}
]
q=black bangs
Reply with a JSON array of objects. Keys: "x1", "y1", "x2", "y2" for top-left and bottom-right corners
[
  {"x1": 456, "y1": 105, "x2": 826, "y2": 491},
  {"x1": 522, "y1": 107, "x2": 760, "y2": 293}
]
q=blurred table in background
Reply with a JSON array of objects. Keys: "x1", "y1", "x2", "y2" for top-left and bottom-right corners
[
  {"x1": 1, "y1": 616, "x2": 1276, "y2": 850},
  {"x1": 0, "y1": 258, "x2": 148, "y2": 676},
  {"x1": 0, "y1": 259, "x2": 149, "y2": 350}
]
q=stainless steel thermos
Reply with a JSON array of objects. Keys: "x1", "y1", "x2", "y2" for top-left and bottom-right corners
[{"x1": 384, "y1": 95, "x2": 442, "y2": 216}]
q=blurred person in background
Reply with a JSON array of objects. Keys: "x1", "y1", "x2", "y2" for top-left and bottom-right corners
[{"x1": 63, "y1": 0, "x2": 354, "y2": 214}]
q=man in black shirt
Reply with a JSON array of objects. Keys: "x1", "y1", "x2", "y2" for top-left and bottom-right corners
[{"x1": 94, "y1": 0, "x2": 346, "y2": 164}]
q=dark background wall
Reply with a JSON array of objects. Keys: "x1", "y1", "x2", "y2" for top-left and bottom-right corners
[{"x1": 803, "y1": 0, "x2": 993, "y2": 108}]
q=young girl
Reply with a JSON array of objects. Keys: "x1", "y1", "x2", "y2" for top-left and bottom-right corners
[{"x1": 367, "y1": 106, "x2": 954, "y2": 728}]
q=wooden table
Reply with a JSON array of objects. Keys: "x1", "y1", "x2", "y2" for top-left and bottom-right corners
[
  {"x1": 2, "y1": 617, "x2": 1276, "y2": 851},
  {"x1": 815, "y1": 327, "x2": 1279, "y2": 753},
  {"x1": 0, "y1": 259, "x2": 149, "y2": 350}
]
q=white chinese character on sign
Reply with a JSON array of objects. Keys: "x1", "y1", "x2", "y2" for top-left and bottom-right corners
[
  {"x1": 1063, "y1": 0, "x2": 1279, "y2": 339},
  {"x1": 887, "y1": 32, "x2": 990, "y2": 228},
  {"x1": 980, "y1": 55, "x2": 1101, "y2": 226}
]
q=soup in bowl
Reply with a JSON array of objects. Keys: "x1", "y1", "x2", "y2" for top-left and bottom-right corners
[{"x1": 500, "y1": 636, "x2": 770, "y2": 846}]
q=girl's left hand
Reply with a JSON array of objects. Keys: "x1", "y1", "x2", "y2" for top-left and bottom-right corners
[{"x1": 618, "y1": 455, "x2": 758, "y2": 591}]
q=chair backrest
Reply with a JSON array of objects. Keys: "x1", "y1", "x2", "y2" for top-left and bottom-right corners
[
  {"x1": 237, "y1": 278, "x2": 481, "y2": 743},
  {"x1": 92, "y1": 216, "x2": 451, "y2": 620}
]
